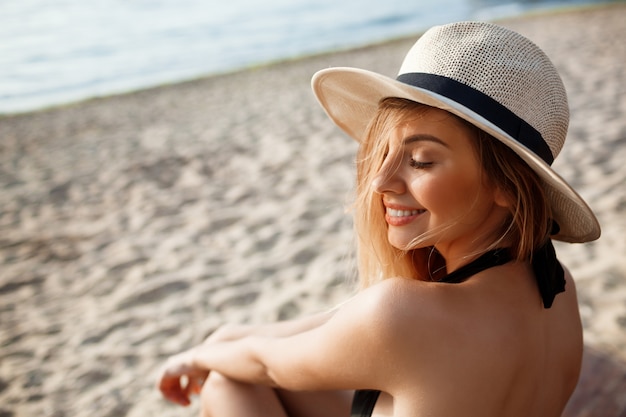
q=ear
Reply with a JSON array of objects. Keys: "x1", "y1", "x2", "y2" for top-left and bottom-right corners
[{"x1": 493, "y1": 186, "x2": 511, "y2": 209}]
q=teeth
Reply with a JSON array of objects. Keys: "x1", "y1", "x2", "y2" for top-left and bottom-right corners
[{"x1": 387, "y1": 208, "x2": 423, "y2": 217}]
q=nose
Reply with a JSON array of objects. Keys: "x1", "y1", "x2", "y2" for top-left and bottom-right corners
[{"x1": 372, "y1": 153, "x2": 406, "y2": 195}]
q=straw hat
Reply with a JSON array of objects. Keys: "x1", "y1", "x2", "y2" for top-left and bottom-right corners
[{"x1": 312, "y1": 21, "x2": 600, "y2": 243}]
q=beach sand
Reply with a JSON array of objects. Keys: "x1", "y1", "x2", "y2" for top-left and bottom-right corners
[{"x1": 1, "y1": 4, "x2": 625, "y2": 416}]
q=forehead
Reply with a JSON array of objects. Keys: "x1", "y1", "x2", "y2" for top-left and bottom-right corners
[{"x1": 387, "y1": 106, "x2": 477, "y2": 149}]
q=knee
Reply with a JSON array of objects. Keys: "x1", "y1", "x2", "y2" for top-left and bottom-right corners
[
  {"x1": 202, "y1": 372, "x2": 235, "y2": 395},
  {"x1": 200, "y1": 373, "x2": 228, "y2": 413},
  {"x1": 199, "y1": 372, "x2": 243, "y2": 417}
]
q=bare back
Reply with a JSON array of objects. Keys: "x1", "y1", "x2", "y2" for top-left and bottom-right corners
[{"x1": 370, "y1": 261, "x2": 582, "y2": 417}]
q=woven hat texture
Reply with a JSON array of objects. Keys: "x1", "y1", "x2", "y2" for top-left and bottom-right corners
[{"x1": 312, "y1": 21, "x2": 600, "y2": 243}]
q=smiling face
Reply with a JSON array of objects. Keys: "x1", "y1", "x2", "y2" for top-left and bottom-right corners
[{"x1": 371, "y1": 106, "x2": 510, "y2": 267}]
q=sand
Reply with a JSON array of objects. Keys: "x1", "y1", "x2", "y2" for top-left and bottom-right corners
[{"x1": 1, "y1": 4, "x2": 625, "y2": 417}]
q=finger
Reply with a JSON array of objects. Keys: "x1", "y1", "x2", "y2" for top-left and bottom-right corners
[
  {"x1": 162, "y1": 387, "x2": 191, "y2": 406},
  {"x1": 159, "y1": 376, "x2": 191, "y2": 406},
  {"x1": 187, "y1": 376, "x2": 206, "y2": 395}
]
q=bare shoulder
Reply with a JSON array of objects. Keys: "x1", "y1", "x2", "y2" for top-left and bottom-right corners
[
  {"x1": 263, "y1": 277, "x2": 449, "y2": 392},
  {"x1": 356, "y1": 277, "x2": 445, "y2": 323},
  {"x1": 353, "y1": 277, "x2": 521, "y2": 392},
  {"x1": 354, "y1": 277, "x2": 464, "y2": 353}
]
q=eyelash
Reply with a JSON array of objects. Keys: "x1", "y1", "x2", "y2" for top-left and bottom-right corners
[{"x1": 409, "y1": 158, "x2": 433, "y2": 169}]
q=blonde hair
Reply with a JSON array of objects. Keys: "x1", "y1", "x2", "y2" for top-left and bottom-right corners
[
  {"x1": 353, "y1": 98, "x2": 552, "y2": 289},
  {"x1": 475, "y1": 129, "x2": 553, "y2": 260}
]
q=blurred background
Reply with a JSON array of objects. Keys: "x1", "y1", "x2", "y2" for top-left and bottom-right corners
[{"x1": 0, "y1": 0, "x2": 618, "y2": 114}]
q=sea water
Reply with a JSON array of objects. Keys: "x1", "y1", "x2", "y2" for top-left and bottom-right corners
[{"x1": 0, "y1": 0, "x2": 615, "y2": 114}]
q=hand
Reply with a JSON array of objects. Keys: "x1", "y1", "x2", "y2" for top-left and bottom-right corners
[{"x1": 157, "y1": 347, "x2": 209, "y2": 406}]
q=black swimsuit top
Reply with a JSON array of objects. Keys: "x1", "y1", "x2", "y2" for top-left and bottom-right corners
[{"x1": 350, "y1": 244, "x2": 565, "y2": 417}]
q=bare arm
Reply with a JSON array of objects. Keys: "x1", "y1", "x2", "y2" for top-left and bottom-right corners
[
  {"x1": 158, "y1": 280, "x2": 413, "y2": 405},
  {"x1": 205, "y1": 307, "x2": 338, "y2": 344}
]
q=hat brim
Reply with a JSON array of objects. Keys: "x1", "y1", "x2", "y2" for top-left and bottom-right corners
[{"x1": 312, "y1": 67, "x2": 601, "y2": 243}]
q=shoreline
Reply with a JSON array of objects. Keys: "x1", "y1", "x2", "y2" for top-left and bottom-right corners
[
  {"x1": 0, "y1": 2, "x2": 621, "y2": 119},
  {"x1": 1, "y1": 5, "x2": 625, "y2": 417}
]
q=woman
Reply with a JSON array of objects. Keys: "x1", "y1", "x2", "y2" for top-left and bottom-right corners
[{"x1": 157, "y1": 21, "x2": 600, "y2": 417}]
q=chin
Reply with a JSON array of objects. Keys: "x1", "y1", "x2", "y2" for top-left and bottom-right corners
[
  {"x1": 388, "y1": 235, "x2": 421, "y2": 251},
  {"x1": 388, "y1": 230, "x2": 436, "y2": 251}
]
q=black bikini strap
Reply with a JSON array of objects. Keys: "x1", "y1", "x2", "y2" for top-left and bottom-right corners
[
  {"x1": 440, "y1": 249, "x2": 512, "y2": 284},
  {"x1": 440, "y1": 241, "x2": 565, "y2": 308},
  {"x1": 531, "y1": 239, "x2": 565, "y2": 308},
  {"x1": 351, "y1": 390, "x2": 381, "y2": 417}
]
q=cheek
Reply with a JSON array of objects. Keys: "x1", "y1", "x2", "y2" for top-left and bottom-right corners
[{"x1": 411, "y1": 171, "x2": 480, "y2": 213}]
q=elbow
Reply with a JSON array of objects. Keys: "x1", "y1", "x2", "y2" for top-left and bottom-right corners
[
  {"x1": 264, "y1": 367, "x2": 283, "y2": 389},
  {"x1": 248, "y1": 340, "x2": 283, "y2": 388},
  {"x1": 258, "y1": 356, "x2": 295, "y2": 389},
  {"x1": 249, "y1": 338, "x2": 315, "y2": 391},
  {"x1": 266, "y1": 364, "x2": 320, "y2": 392}
]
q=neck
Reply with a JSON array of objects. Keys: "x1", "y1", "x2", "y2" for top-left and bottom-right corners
[{"x1": 437, "y1": 207, "x2": 513, "y2": 273}]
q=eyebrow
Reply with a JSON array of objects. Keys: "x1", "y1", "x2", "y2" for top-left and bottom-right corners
[{"x1": 402, "y1": 134, "x2": 450, "y2": 148}]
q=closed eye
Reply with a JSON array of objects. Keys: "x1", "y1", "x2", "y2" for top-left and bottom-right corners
[{"x1": 409, "y1": 159, "x2": 434, "y2": 169}]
